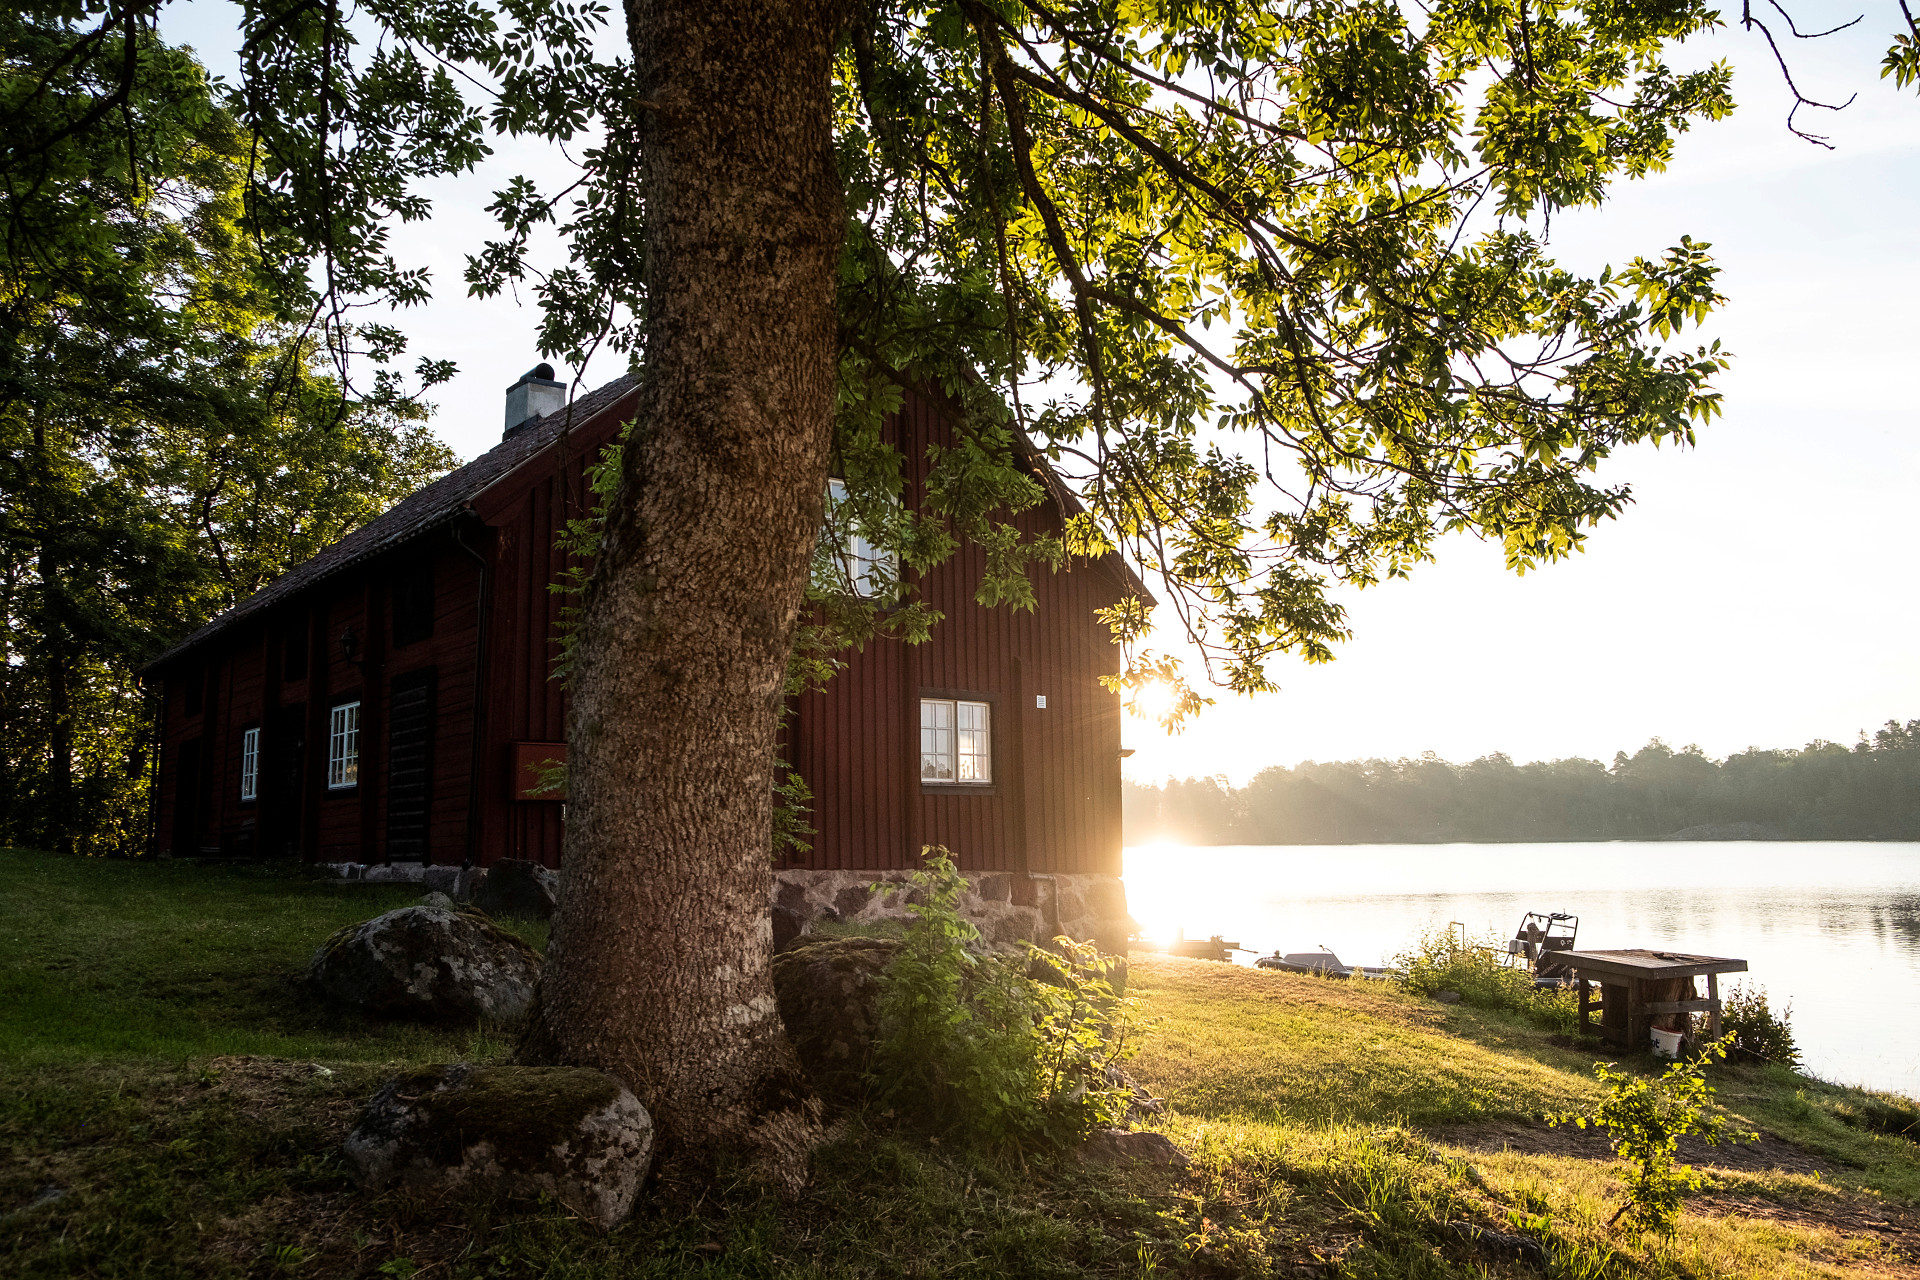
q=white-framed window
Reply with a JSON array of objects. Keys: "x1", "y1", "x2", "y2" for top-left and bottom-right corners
[
  {"x1": 921, "y1": 697, "x2": 991, "y2": 784},
  {"x1": 826, "y1": 478, "x2": 897, "y2": 599},
  {"x1": 238, "y1": 727, "x2": 260, "y2": 802},
  {"x1": 327, "y1": 701, "x2": 361, "y2": 790}
]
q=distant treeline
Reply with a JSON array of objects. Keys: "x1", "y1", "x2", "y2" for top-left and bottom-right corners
[{"x1": 1124, "y1": 720, "x2": 1920, "y2": 844}]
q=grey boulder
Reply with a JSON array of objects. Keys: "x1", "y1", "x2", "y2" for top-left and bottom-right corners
[
  {"x1": 1079, "y1": 1128, "x2": 1189, "y2": 1168},
  {"x1": 421, "y1": 864, "x2": 483, "y2": 899},
  {"x1": 474, "y1": 858, "x2": 559, "y2": 921},
  {"x1": 345, "y1": 1063, "x2": 652, "y2": 1229},
  {"x1": 771, "y1": 935, "x2": 899, "y2": 1102},
  {"x1": 307, "y1": 905, "x2": 541, "y2": 1022}
]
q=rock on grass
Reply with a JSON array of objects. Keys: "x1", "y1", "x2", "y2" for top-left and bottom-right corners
[
  {"x1": 472, "y1": 859, "x2": 559, "y2": 921},
  {"x1": 771, "y1": 935, "x2": 899, "y2": 1102},
  {"x1": 306, "y1": 905, "x2": 541, "y2": 1022},
  {"x1": 345, "y1": 1063, "x2": 653, "y2": 1229},
  {"x1": 1079, "y1": 1128, "x2": 1189, "y2": 1168}
]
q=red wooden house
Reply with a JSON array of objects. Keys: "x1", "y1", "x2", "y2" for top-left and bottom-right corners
[{"x1": 147, "y1": 369, "x2": 1143, "y2": 943}]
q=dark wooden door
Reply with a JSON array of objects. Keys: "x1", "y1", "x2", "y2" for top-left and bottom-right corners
[
  {"x1": 262, "y1": 704, "x2": 306, "y2": 858},
  {"x1": 385, "y1": 668, "x2": 437, "y2": 861},
  {"x1": 171, "y1": 738, "x2": 202, "y2": 855}
]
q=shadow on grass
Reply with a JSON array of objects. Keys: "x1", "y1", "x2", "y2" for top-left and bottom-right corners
[
  {"x1": 4, "y1": 855, "x2": 1919, "y2": 1279},
  {"x1": 0, "y1": 848, "x2": 545, "y2": 1066}
]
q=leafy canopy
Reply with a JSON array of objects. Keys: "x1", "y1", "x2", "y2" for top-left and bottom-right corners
[
  {"x1": 12, "y1": 0, "x2": 1918, "y2": 714},
  {"x1": 477, "y1": 0, "x2": 1747, "y2": 712},
  {"x1": 0, "y1": 14, "x2": 456, "y2": 851}
]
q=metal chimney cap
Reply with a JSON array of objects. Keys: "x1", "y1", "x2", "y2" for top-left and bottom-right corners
[
  {"x1": 504, "y1": 363, "x2": 568, "y2": 437},
  {"x1": 508, "y1": 362, "x2": 561, "y2": 391}
]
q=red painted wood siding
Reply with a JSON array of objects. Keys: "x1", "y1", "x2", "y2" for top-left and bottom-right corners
[
  {"x1": 784, "y1": 388, "x2": 1128, "y2": 876},
  {"x1": 153, "y1": 381, "x2": 1126, "y2": 877},
  {"x1": 468, "y1": 388, "x2": 640, "y2": 867},
  {"x1": 155, "y1": 542, "x2": 482, "y2": 863}
]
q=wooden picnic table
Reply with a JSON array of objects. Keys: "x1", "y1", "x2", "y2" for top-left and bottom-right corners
[{"x1": 1560, "y1": 949, "x2": 1748, "y2": 1051}]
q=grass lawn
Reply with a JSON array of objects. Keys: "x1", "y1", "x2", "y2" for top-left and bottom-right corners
[{"x1": 3, "y1": 848, "x2": 1918, "y2": 1279}]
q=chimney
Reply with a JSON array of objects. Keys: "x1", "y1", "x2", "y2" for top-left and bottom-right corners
[{"x1": 504, "y1": 363, "x2": 565, "y2": 438}]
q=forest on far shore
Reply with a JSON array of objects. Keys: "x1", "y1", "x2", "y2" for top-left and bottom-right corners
[{"x1": 1123, "y1": 719, "x2": 1920, "y2": 845}]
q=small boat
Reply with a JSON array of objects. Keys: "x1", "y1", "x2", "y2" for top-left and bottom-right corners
[
  {"x1": 1255, "y1": 948, "x2": 1394, "y2": 979},
  {"x1": 1165, "y1": 930, "x2": 1247, "y2": 963}
]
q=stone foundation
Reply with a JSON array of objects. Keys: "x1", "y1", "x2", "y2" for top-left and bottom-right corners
[
  {"x1": 320, "y1": 863, "x2": 484, "y2": 900},
  {"x1": 771, "y1": 869, "x2": 1131, "y2": 956},
  {"x1": 317, "y1": 861, "x2": 1133, "y2": 959}
]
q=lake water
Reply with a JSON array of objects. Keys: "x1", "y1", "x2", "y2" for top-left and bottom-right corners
[{"x1": 1122, "y1": 842, "x2": 1920, "y2": 1101}]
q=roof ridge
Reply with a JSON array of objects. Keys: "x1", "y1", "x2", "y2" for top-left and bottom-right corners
[
  {"x1": 142, "y1": 367, "x2": 1154, "y2": 670},
  {"x1": 143, "y1": 373, "x2": 639, "y2": 671}
]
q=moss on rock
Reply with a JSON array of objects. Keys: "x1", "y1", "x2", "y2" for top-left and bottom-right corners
[{"x1": 346, "y1": 1063, "x2": 653, "y2": 1228}]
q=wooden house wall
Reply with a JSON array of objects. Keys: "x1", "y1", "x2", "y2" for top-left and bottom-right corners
[
  {"x1": 784, "y1": 389, "x2": 1127, "y2": 877},
  {"x1": 153, "y1": 381, "x2": 1124, "y2": 878},
  {"x1": 469, "y1": 389, "x2": 638, "y2": 867},
  {"x1": 154, "y1": 541, "x2": 483, "y2": 864}
]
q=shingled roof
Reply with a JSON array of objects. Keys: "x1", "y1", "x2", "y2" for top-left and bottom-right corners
[
  {"x1": 145, "y1": 370, "x2": 1154, "y2": 671},
  {"x1": 143, "y1": 374, "x2": 639, "y2": 671}
]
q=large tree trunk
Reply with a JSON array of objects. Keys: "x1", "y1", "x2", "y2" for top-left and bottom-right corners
[{"x1": 520, "y1": 0, "x2": 845, "y2": 1188}]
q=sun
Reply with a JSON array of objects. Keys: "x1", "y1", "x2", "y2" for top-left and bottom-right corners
[{"x1": 1128, "y1": 677, "x2": 1179, "y2": 726}]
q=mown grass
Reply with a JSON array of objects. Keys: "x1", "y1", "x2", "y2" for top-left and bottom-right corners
[
  {"x1": 1134, "y1": 958, "x2": 1920, "y2": 1277},
  {"x1": 1129, "y1": 959, "x2": 1596, "y2": 1128},
  {"x1": 0, "y1": 849, "x2": 547, "y2": 1067},
  {"x1": 3, "y1": 848, "x2": 1918, "y2": 1279}
]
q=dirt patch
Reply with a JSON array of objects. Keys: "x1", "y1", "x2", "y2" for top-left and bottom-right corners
[
  {"x1": 1693, "y1": 1192, "x2": 1920, "y2": 1275},
  {"x1": 194, "y1": 1054, "x2": 374, "y2": 1125},
  {"x1": 1428, "y1": 1117, "x2": 1842, "y2": 1177},
  {"x1": 1432, "y1": 1118, "x2": 1920, "y2": 1273}
]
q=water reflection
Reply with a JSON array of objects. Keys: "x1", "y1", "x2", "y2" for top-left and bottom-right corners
[{"x1": 1124, "y1": 842, "x2": 1920, "y2": 1101}]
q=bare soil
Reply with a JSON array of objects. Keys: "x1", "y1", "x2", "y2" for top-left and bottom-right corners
[
  {"x1": 1428, "y1": 1116, "x2": 1841, "y2": 1177},
  {"x1": 1432, "y1": 1118, "x2": 1920, "y2": 1272}
]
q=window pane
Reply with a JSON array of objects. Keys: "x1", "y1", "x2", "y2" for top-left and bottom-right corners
[
  {"x1": 956, "y1": 700, "x2": 991, "y2": 782},
  {"x1": 239, "y1": 727, "x2": 259, "y2": 802},
  {"x1": 329, "y1": 702, "x2": 360, "y2": 789},
  {"x1": 848, "y1": 529, "x2": 896, "y2": 599},
  {"x1": 920, "y1": 699, "x2": 954, "y2": 781},
  {"x1": 826, "y1": 478, "x2": 897, "y2": 600}
]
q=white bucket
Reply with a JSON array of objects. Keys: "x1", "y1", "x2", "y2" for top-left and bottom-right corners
[{"x1": 1649, "y1": 1027, "x2": 1685, "y2": 1059}]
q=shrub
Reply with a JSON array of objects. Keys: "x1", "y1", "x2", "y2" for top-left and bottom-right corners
[
  {"x1": 1392, "y1": 927, "x2": 1578, "y2": 1034},
  {"x1": 1553, "y1": 1036, "x2": 1753, "y2": 1233},
  {"x1": 869, "y1": 848, "x2": 1139, "y2": 1151},
  {"x1": 1027, "y1": 936, "x2": 1142, "y2": 1138},
  {"x1": 1721, "y1": 982, "x2": 1800, "y2": 1067}
]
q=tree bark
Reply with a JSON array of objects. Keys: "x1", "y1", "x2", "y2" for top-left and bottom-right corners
[{"x1": 521, "y1": 0, "x2": 846, "y2": 1189}]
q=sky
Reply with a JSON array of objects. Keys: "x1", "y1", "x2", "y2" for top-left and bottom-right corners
[{"x1": 163, "y1": 4, "x2": 1920, "y2": 783}]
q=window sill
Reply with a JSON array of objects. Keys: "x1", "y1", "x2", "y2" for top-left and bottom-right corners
[{"x1": 921, "y1": 782, "x2": 999, "y2": 796}]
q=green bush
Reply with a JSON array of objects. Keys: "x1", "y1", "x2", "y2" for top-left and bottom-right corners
[
  {"x1": 1392, "y1": 927, "x2": 1578, "y2": 1034},
  {"x1": 1554, "y1": 1036, "x2": 1754, "y2": 1233},
  {"x1": 1721, "y1": 982, "x2": 1801, "y2": 1067},
  {"x1": 869, "y1": 848, "x2": 1139, "y2": 1152}
]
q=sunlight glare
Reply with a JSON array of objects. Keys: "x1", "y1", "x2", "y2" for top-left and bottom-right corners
[
  {"x1": 1120, "y1": 842, "x2": 1201, "y2": 945},
  {"x1": 1128, "y1": 677, "x2": 1178, "y2": 726}
]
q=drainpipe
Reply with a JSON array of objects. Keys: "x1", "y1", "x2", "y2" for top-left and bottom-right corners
[{"x1": 452, "y1": 515, "x2": 492, "y2": 869}]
